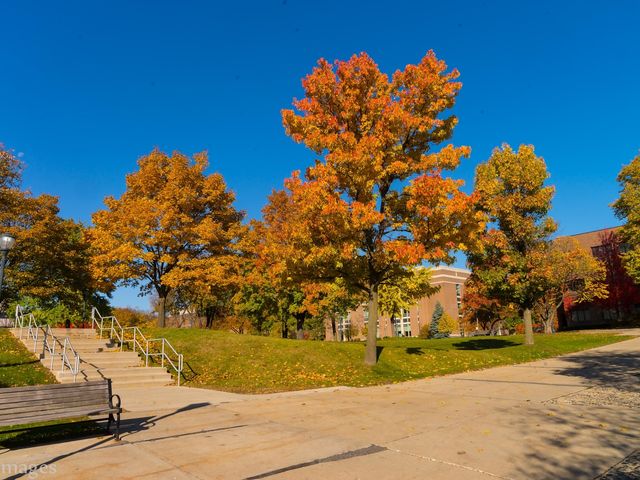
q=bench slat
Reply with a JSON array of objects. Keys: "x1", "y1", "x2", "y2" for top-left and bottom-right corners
[
  {"x1": 3, "y1": 404, "x2": 117, "y2": 426},
  {"x1": 0, "y1": 397, "x2": 112, "y2": 417},
  {"x1": 0, "y1": 408, "x2": 120, "y2": 427},
  {"x1": 0, "y1": 385, "x2": 109, "y2": 399},
  {"x1": 0, "y1": 391, "x2": 108, "y2": 410},
  {"x1": 0, "y1": 385, "x2": 109, "y2": 402},
  {"x1": 0, "y1": 380, "x2": 109, "y2": 394}
]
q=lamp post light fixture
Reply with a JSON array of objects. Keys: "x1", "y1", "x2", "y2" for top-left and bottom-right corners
[{"x1": 0, "y1": 233, "x2": 16, "y2": 300}]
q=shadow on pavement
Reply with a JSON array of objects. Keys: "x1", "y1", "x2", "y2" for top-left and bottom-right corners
[
  {"x1": 508, "y1": 345, "x2": 640, "y2": 478},
  {"x1": 554, "y1": 351, "x2": 640, "y2": 393},
  {"x1": 507, "y1": 402, "x2": 640, "y2": 479},
  {"x1": 0, "y1": 402, "x2": 213, "y2": 480}
]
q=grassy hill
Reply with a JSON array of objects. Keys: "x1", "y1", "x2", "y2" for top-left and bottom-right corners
[
  {"x1": 147, "y1": 329, "x2": 631, "y2": 394},
  {"x1": 0, "y1": 329, "x2": 56, "y2": 388}
]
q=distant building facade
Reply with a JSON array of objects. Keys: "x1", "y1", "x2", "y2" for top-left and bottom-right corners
[
  {"x1": 325, "y1": 266, "x2": 470, "y2": 340},
  {"x1": 560, "y1": 227, "x2": 640, "y2": 328}
]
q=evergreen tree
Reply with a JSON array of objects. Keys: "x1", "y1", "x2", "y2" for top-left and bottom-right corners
[{"x1": 429, "y1": 302, "x2": 444, "y2": 339}]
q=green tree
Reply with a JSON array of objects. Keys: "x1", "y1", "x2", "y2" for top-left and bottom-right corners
[
  {"x1": 378, "y1": 267, "x2": 438, "y2": 332},
  {"x1": 613, "y1": 153, "x2": 640, "y2": 282},
  {"x1": 470, "y1": 144, "x2": 556, "y2": 345}
]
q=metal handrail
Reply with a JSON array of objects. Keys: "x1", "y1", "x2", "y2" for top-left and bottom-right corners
[
  {"x1": 92, "y1": 307, "x2": 184, "y2": 385},
  {"x1": 26, "y1": 314, "x2": 40, "y2": 352},
  {"x1": 59, "y1": 336, "x2": 80, "y2": 381},
  {"x1": 17, "y1": 306, "x2": 81, "y2": 382},
  {"x1": 15, "y1": 305, "x2": 29, "y2": 339}
]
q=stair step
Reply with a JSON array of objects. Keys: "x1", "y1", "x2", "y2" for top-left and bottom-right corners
[
  {"x1": 58, "y1": 376, "x2": 173, "y2": 387},
  {"x1": 9, "y1": 327, "x2": 178, "y2": 389},
  {"x1": 58, "y1": 370, "x2": 172, "y2": 382}
]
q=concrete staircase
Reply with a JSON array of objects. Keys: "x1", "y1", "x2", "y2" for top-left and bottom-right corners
[{"x1": 12, "y1": 327, "x2": 174, "y2": 389}]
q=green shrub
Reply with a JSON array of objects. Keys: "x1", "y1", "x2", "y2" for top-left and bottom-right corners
[
  {"x1": 9, "y1": 297, "x2": 81, "y2": 326},
  {"x1": 112, "y1": 307, "x2": 155, "y2": 327},
  {"x1": 438, "y1": 312, "x2": 458, "y2": 337},
  {"x1": 418, "y1": 322, "x2": 430, "y2": 339}
]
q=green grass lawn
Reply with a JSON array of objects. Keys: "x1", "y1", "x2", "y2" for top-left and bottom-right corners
[
  {"x1": 0, "y1": 328, "x2": 56, "y2": 387},
  {"x1": 147, "y1": 329, "x2": 632, "y2": 394},
  {"x1": 0, "y1": 329, "x2": 103, "y2": 448}
]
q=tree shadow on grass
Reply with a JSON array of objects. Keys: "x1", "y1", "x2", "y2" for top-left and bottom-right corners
[
  {"x1": 405, "y1": 347, "x2": 424, "y2": 355},
  {"x1": 452, "y1": 338, "x2": 520, "y2": 350},
  {"x1": 0, "y1": 359, "x2": 40, "y2": 368}
]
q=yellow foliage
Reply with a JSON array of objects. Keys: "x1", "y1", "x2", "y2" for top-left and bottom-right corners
[
  {"x1": 89, "y1": 149, "x2": 244, "y2": 325},
  {"x1": 438, "y1": 312, "x2": 458, "y2": 335}
]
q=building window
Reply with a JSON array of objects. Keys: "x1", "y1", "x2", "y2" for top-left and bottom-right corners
[
  {"x1": 338, "y1": 314, "x2": 351, "y2": 333},
  {"x1": 455, "y1": 284, "x2": 462, "y2": 318},
  {"x1": 338, "y1": 314, "x2": 351, "y2": 341},
  {"x1": 394, "y1": 309, "x2": 412, "y2": 337}
]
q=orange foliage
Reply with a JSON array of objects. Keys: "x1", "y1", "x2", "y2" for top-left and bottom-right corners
[{"x1": 267, "y1": 51, "x2": 483, "y2": 363}]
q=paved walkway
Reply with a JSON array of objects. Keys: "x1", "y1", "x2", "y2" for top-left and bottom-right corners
[{"x1": 3, "y1": 338, "x2": 640, "y2": 479}]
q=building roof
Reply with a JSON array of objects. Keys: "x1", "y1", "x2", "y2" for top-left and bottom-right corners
[
  {"x1": 565, "y1": 226, "x2": 622, "y2": 251},
  {"x1": 430, "y1": 265, "x2": 470, "y2": 283}
]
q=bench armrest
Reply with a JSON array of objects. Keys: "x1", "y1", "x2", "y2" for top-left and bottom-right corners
[{"x1": 110, "y1": 394, "x2": 122, "y2": 412}]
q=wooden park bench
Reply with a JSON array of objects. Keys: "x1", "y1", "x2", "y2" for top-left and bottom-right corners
[{"x1": 0, "y1": 379, "x2": 122, "y2": 440}]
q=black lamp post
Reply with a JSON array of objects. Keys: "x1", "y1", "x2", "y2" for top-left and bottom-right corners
[{"x1": 0, "y1": 233, "x2": 16, "y2": 300}]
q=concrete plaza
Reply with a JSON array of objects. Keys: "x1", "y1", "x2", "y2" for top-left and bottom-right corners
[{"x1": 2, "y1": 335, "x2": 640, "y2": 479}]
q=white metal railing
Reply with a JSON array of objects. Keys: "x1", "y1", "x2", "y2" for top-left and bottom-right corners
[
  {"x1": 14, "y1": 304, "x2": 29, "y2": 338},
  {"x1": 41, "y1": 325, "x2": 80, "y2": 381},
  {"x1": 91, "y1": 307, "x2": 184, "y2": 385},
  {"x1": 16, "y1": 305, "x2": 81, "y2": 381}
]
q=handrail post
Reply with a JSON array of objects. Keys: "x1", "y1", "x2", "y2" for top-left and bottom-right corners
[
  {"x1": 60, "y1": 340, "x2": 67, "y2": 374},
  {"x1": 50, "y1": 339, "x2": 56, "y2": 370},
  {"x1": 145, "y1": 340, "x2": 149, "y2": 367},
  {"x1": 161, "y1": 339, "x2": 165, "y2": 368},
  {"x1": 133, "y1": 329, "x2": 137, "y2": 353},
  {"x1": 120, "y1": 326, "x2": 124, "y2": 351}
]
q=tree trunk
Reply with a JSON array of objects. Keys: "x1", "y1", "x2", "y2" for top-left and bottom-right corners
[
  {"x1": 281, "y1": 316, "x2": 288, "y2": 339},
  {"x1": 364, "y1": 286, "x2": 379, "y2": 366},
  {"x1": 205, "y1": 306, "x2": 214, "y2": 329},
  {"x1": 523, "y1": 308, "x2": 534, "y2": 345},
  {"x1": 157, "y1": 294, "x2": 167, "y2": 328},
  {"x1": 543, "y1": 319, "x2": 554, "y2": 334},
  {"x1": 331, "y1": 316, "x2": 340, "y2": 341},
  {"x1": 295, "y1": 313, "x2": 305, "y2": 340},
  {"x1": 556, "y1": 302, "x2": 568, "y2": 331}
]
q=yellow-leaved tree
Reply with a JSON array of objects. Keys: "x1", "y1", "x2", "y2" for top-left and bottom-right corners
[
  {"x1": 470, "y1": 144, "x2": 556, "y2": 345},
  {"x1": 90, "y1": 149, "x2": 244, "y2": 327}
]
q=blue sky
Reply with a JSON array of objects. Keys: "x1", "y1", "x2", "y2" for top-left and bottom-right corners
[{"x1": 1, "y1": 0, "x2": 639, "y2": 309}]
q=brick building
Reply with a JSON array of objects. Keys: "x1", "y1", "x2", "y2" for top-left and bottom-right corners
[
  {"x1": 325, "y1": 266, "x2": 470, "y2": 340},
  {"x1": 560, "y1": 226, "x2": 640, "y2": 328}
]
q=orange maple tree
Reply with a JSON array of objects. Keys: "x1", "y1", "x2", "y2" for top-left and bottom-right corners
[
  {"x1": 267, "y1": 51, "x2": 483, "y2": 364},
  {"x1": 90, "y1": 149, "x2": 244, "y2": 327}
]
